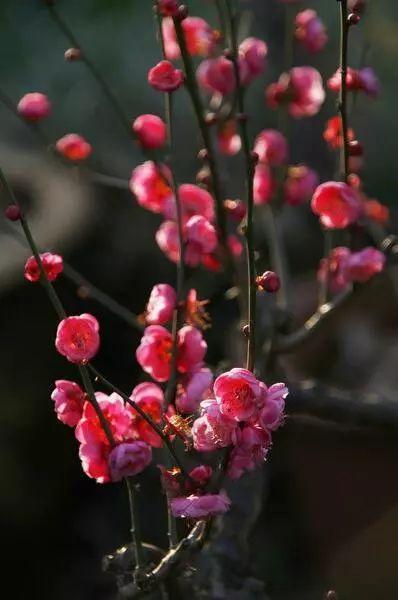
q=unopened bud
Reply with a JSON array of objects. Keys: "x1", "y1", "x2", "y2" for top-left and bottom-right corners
[
  {"x1": 196, "y1": 166, "x2": 211, "y2": 187},
  {"x1": 242, "y1": 324, "x2": 250, "y2": 337},
  {"x1": 347, "y1": 13, "x2": 361, "y2": 25},
  {"x1": 256, "y1": 271, "x2": 281, "y2": 293},
  {"x1": 224, "y1": 199, "x2": 246, "y2": 222},
  {"x1": 157, "y1": 0, "x2": 179, "y2": 16},
  {"x1": 5, "y1": 204, "x2": 21, "y2": 221},
  {"x1": 197, "y1": 148, "x2": 209, "y2": 161},
  {"x1": 348, "y1": 140, "x2": 363, "y2": 156},
  {"x1": 177, "y1": 4, "x2": 188, "y2": 20},
  {"x1": 64, "y1": 47, "x2": 82, "y2": 61},
  {"x1": 205, "y1": 112, "x2": 217, "y2": 126}
]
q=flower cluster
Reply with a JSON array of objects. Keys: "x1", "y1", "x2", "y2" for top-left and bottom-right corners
[
  {"x1": 50, "y1": 377, "x2": 169, "y2": 482},
  {"x1": 192, "y1": 369, "x2": 288, "y2": 480}
]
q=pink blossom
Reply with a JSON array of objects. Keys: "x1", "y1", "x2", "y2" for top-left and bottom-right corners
[
  {"x1": 136, "y1": 325, "x2": 172, "y2": 382},
  {"x1": 192, "y1": 398, "x2": 237, "y2": 451},
  {"x1": 187, "y1": 465, "x2": 213, "y2": 489},
  {"x1": 239, "y1": 37, "x2": 268, "y2": 84},
  {"x1": 266, "y1": 67, "x2": 325, "y2": 118},
  {"x1": 171, "y1": 491, "x2": 231, "y2": 519},
  {"x1": 253, "y1": 129, "x2": 288, "y2": 166},
  {"x1": 148, "y1": 60, "x2": 184, "y2": 92},
  {"x1": 132, "y1": 114, "x2": 167, "y2": 149},
  {"x1": 284, "y1": 165, "x2": 319, "y2": 206},
  {"x1": 130, "y1": 161, "x2": 172, "y2": 214},
  {"x1": 77, "y1": 420, "x2": 110, "y2": 483},
  {"x1": 177, "y1": 325, "x2": 207, "y2": 374},
  {"x1": 56, "y1": 134, "x2": 92, "y2": 161},
  {"x1": 217, "y1": 120, "x2": 241, "y2": 156},
  {"x1": 146, "y1": 283, "x2": 177, "y2": 325},
  {"x1": 259, "y1": 383, "x2": 288, "y2": 431},
  {"x1": 176, "y1": 366, "x2": 213, "y2": 414},
  {"x1": 254, "y1": 164, "x2": 275, "y2": 205},
  {"x1": 156, "y1": 216, "x2": 217, "y2": 266},
  {"x1": 317, "y1": 246, "x2": 352, "y2": 293},
  {"x1": 24, "y1": 252, "x2": 63, "y2": 283},
  {"x1": 347, "y1": 247, "x2": 386, "y2": 283},
  {"x1": 227, "y1": 424, "x2": 271, "y2": 479},
  {"x1": 55, "y1": 314, "x2": 100, "y2": 363},
  {"x1": 214, "y1": 368, "x2": 267, "y2": 422},
  {"x1": 130, "y1": 382, "x2": 165, "y2": 448},
  {"x1": 295, "y1": 9, "x2": 327, "y2": 54},
  {"x1": 156, "y1": 220, "x2": 180, "y2": 263},
  {"x1": 184, "y1": 215, "x2": 218, "y2": 266},
  {"x1": 197, "y1": 57, "x2": 236, "y2": 95},
  {"x1": 51, "y1": 379, "x2": 86, "y2": 427},
  {"x1": 163, "y1": 183, "x2": 215, "y2": 222},
  {"x1": 17, "y1": 92, "x2": 51, "y2": 121},
  {"x1": 162, "y1": 17, "x2": 215, "y2": 60},
  {"x1": 76, "y1": 392, "x2": 135, "y2": 483},
  {"x1": 136, "y1": 325, "x2": 206, "y2": 382},
  {"x1": 311, "y1": 181, "x2": 362, "y2": 229},
  {"x1": 108, "y1": 441, "x2": 152, "y2": 481},
  {"x1": 327, "y1": 67, "x2": 380, "y2": 98}
]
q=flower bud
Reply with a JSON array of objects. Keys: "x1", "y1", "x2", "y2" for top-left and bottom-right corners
[
  {"x1": 177, "y1": 5, "x2": 188, "y2": 20},
  {"x1": 256, "y1": 271, "x2": 281, "y2": 293},
  {"x1": 347, "y1": 13, "x2": 361, "y2": 26},
  {"x1": 133, "y1": 114, "x2": 167, "y2": 149},
  {"x1": 5, "y1": 204, "x2": 21, "y2": 221},
  {"x1": 224, "y1": 199, "x2": 246, "y2": 222},
  {"x1": 148, "y1": 60, "x2": 184, "y2": 92},
  {"x1": 17, "y1": 92, "x2": 51, "y2": 121},
  {"x1": 157, "y1": 0, "x2": 179, "y2": 16},
  {"x1": 56, "y1": 134, "x2": 92, "y2": 161},
  {"x1": 348, "y1": 140, "x2": 363, "y2": 156},
  {"x1": 64, "y1": 47, "x2": 82, "y2": 61}
]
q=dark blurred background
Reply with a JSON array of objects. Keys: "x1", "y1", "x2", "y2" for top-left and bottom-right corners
[{"x1": 1, "y1": 1, "x2": 398, "y2": 599}]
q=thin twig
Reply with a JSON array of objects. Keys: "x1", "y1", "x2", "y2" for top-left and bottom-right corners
[
  {"x1": 338, "y1": 0, "x2": 349, "y2": 184},
  {"x1": 46, "y1": 5, "x2": 132, "y2": 138},
  {"x1": 223, "y1": 0, "x2": 256, "y2": 370},
  {"x1": 125, "y1": 477, "x2": 146, "y2": 570}
]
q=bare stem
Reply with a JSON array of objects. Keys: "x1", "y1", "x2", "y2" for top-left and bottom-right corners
[
  {"x1": 338, "y1": 0, "x2": 349, "y2": 183},
  {"x1": 125, "y1": 477, "x2": 145, "y2": 570},
  {"x1": 223, "y1": 0, "x2": 256, "y2": 371}
]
